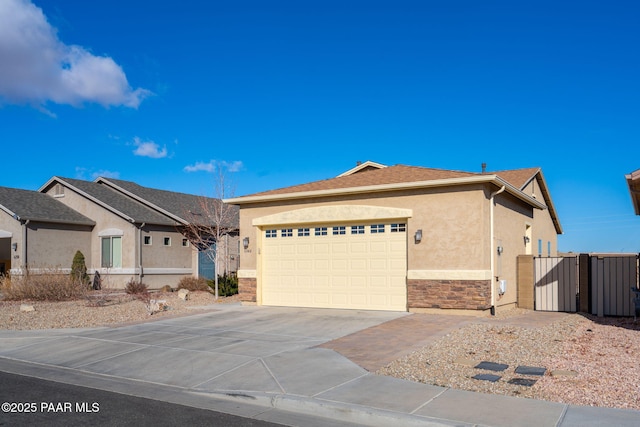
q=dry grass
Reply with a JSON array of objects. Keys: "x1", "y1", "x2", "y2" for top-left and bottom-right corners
[{"x1": 0, "y1": 270, "x2": 88, "y2": 301}]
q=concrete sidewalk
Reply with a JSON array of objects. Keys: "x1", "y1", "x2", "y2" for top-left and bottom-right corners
[{"x1": 1, "y1": 305, "x2": 638, "y2": 426}]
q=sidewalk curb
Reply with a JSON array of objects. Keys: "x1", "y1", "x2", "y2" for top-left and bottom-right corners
[{"x1": 194, "y1": 390, "x2": 466, "y2": 427}]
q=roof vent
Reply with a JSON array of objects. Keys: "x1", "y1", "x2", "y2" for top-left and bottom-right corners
[{"x1": 481, "y1": 163, "x2": 487, "y2": 173}]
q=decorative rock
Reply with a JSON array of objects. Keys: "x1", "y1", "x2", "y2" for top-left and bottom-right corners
[
  {"x1": 454, "y1": 357, "x2": 478, "y2": 367},
  {"x1": 20, "y1": 304, "x2": 35, "y2": 312},
  {"x1": 551, "y1": 369, "x2": 578, "y2": 377},
  {"x1": 178, "y1": 289, "x2": 190, "y2": 301},
  {"x1": 148, "y1": 299, "x2": 168, "y2": 314},
  {"x1": 159, "y1": 285, "x2": 173, "y2": 293}
]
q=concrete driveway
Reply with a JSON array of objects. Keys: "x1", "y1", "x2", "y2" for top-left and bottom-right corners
[{"x1": 1, "y1": 304, "x2": 639, "y2": 427}]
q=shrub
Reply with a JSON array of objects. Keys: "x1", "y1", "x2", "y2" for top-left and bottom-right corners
[
  {"x1": 0, "y1": 269, "x2": 88, "y2": 301},
  {"x1": 125, "y1": 278, "x2": 148, "y2": 295},
  {"x1": 176, "y1": 276, "x2": 210, "y2": 292},
  {"x1": 70, "y1": 250, "x2": 90, "y2": 285},
  {"x1": 212, "y1": 273, "x2": 238, "y2": 297}
]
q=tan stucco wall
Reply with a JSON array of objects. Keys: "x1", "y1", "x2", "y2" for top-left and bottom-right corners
[
  {"x1": 26, "y1": 222, "x2": 92, "y2": 269},
  {"x1": 522, "y1": 177, "x2": 558, "y2": 256},
  {"x1": 238, "y1": 185, "x2": 491, "y2": 274}
]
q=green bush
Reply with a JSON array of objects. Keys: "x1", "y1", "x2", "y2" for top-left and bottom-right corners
[
  {"x1": 0, "y1": 269, "x2": 88, "y2": 301},
  {"x1": 211, "y1": 273, "x2": 238, "y2": 297},
  {"x1": 176, "y1": 276, "x2": 209, "y2": 292},
  {"x1": 124, "y1": 278, "x2": 148, "y2": 295},
  {"x1": 70, "y1": 250, "x2": 90, "y2": 285}
]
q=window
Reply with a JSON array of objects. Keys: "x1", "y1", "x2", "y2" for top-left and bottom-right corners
[
  {"x1": 315, "y1": 227, "x2": 328, "y2": 236},
  {"x1": 371, "y1": 224, "x2": 385, "y2": 234},
  {"x1": 266, "y1": 229, "x2": 277, "y2": 238},
  {"x1": 164, "y1": 237, "x2": 171, "y2": 246},
  {"x1": 351, "y1": 225, "x2": 365, "y2": 234},
  {"x1": 547, "y1": 241, "x2": 551, "y2": 257},
  {"x1": 391, "y1": 223, "x2": 406, "y2": 232},
  {"x1": 101, "y1": 236, "x2": 122, "y2": 268},
  {"x1": 298, "y1": 228, "x2": 310, "y2": 237},
  {"x1": 281, "y1": 228, "x2": 293, "y2": 237},
  {"x1": 182, "y1": 239, "x2": 189, "y2": 247},
  {"x1": 143, "y1": 235, "x2": 152, "y2": 245},
  {"x1": 538, "y1": 239, "x2": 542, "y2": 256},
  {"x1": 332, "y1": 226, "x2": 346, "y2": 235}
]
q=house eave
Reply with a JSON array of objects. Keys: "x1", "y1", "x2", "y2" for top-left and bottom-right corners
[
  {"x1": 225, "y1": 175, "x2": 546, "y2": 210},
  {"x1": 626, "y1": 169, "x2": 640, "y2": 215}
]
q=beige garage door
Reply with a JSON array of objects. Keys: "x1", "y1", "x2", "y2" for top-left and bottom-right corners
[{"x1": 261, "y1": 222, "x2": 407, "y2": 311}]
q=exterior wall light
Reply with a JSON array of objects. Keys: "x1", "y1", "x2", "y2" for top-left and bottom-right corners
[
  {"x1": 414, "y1": 229, "x2": 422, "y2": 244},
  {"x1": 523, "y1": 236, "x2": 530, "y2": 245},
  {"x1": 242, "y1": 237, "x2": 250, "y2": 249},
  {"x1": 11, "y1": 242, "x2": 18, "y2": 251}
]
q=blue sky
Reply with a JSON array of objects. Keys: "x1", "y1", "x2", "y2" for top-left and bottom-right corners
[{"x1": 1, "y1": 0, "x2": 639, "y2": 252}]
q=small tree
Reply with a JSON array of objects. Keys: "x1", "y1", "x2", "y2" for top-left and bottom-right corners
[
  {"x1": 181, "y1": 163, "x2": 238, "y2": 299},
  {"x1": 70, "y1": 250, "x2": 89, "y2": 285}
]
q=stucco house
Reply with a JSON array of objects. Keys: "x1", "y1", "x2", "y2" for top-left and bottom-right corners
[
  {"x1": 0, "y1": 186, "x2": 95, "y2": 276},
  {"x1": 226, "y1": 161, "x2": 561, "y2": 314},
  {"x1": 0, "y1": 177, "x2": 239, "y2": 288}
]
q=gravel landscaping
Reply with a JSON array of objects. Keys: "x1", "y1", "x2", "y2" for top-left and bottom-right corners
[
  {"x1": 1, "y1": 294, "x2": 638, "y2": 411},
  {"x1": 378, "y1": 310, "x2": 640, "y2": 411},
  {"x1": 0, "y1": 290, "x2": 238, "y2": 330}
]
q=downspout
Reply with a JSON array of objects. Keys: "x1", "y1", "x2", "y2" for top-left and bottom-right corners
[
  {"x1": 138, "y1": 223, "x2": 145, "y2": 282},
  {"x1": 490, "y1": 186, "x2": 506, "y2": 316},
  {"x1": 21, "y1": 219, "x2": 30, "y2": 273}
]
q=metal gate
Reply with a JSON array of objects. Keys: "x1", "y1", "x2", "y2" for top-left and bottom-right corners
[
  {"x1": 590, "y1": 255, "x2": 638, "y2": 317},
  {"x1": 534, "y1": 256, "x2": 577, "y2": 312}
]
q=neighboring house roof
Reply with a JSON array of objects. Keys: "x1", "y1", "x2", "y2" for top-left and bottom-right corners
[
  {"x1": 226, "y1": 164, "x2": 562, "y2": 234},
  {"x1": 626, "y1": 168, "x2": 640, "y2": 215},
  {"x1": 0, "y1": 186, "x2": 95, "y2": 226},
  {"x1": 96, "y1": 177, "x2": 239, "y2": 229},
  {"x1": 39, "y1": 177, "x2": 176, "y2": 226}
]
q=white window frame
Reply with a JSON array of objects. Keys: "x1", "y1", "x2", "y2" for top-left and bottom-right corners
[
  {"x1": 101, "y1": 236, "x2": 122, "y2": 268},
  {"x1": 371, "y1": 224, "x2": 385, "y2": 234},
  {"x1": 143, "y1": 235, "x2": 152, "y2": 245},
  {"x1": 164, "y1": 237, "x2": 171, "y2": 246}
]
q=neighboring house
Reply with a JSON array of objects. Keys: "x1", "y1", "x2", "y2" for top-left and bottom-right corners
[
  {"x1": 0, "y1": 177, "x2": 239, "y2": 289},
  {"x1": 626, "y1": 168, "x2": 640, "y2": 215},
  {"x1": 0, "y1": 186, "x2": 95, "y2": 276},
  {"x1": 226, "y1": 161, "x2": 562, "y2": 314}
]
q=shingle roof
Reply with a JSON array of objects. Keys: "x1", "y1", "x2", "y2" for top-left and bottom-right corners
[
  {"x1": 248, "y1": 165, "x2": 479, "y2": 197},
  {"x1": 0, "y1": 186, "x2": 95, "y2": 226},
  {"x1": 53, "y1": 178, "x2": 176, "y2": 226},
  {"x1": 97, "y1": 178, "x2": 239, "y2": 228},
  {"x1": 492, "y1": 168, "x2": 540, "y2": 190}
]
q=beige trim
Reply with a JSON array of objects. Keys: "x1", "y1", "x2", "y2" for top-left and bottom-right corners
[
  {"x1": 252, "y1": 205, "x2": 413, "y2": 226},
  {"x1": 226, "y1": 175, "x2": 545, "y2": 210},
  {"x1": 237, "y1": 269, "x2": 257, "y2": 278},
  {"x1": 337, "y1": 161, "x2": 387, "y2": 177},
  {"x1": 407, "y1": 269, "x2": 492, "y2": 281}
]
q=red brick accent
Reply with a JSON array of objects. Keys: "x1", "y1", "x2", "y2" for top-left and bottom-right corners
[
  {"x1": 239, "y1": 277, "x2": 257, "y2": 302},
  {"x1": 407, "y1": 279, "x2": 491, "y2": 310}
]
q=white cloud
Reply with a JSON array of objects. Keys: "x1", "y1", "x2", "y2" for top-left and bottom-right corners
[
  {"x1": 221, "y1": 160, "x2": 244, "y2": 172},
  {"x1": 184, "y1": 161, "x2": 216, "y2": 173},
  {"x1": 132, "y1": 137, "x2": 168, "y2": 158},
  {"x1": 183, "y1": 160, "x2": 244, "y2": 173},
  {"x1": 0, "y1": 0, "x2": 151, "y2": 109}
]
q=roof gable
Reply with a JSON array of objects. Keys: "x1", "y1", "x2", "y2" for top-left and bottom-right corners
[
  {"x1": 40, "y1": 177, "x2": 175, "y2": 226},
  {"x1": 96, "y1": 178, "x2": 239, "y2": 228},
  {"x1": 337, "y1": 161, "x2": 387, "y2": 177},
  {"x1": 0, "y1": 186, "x2": 95, "y2": 226}
]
